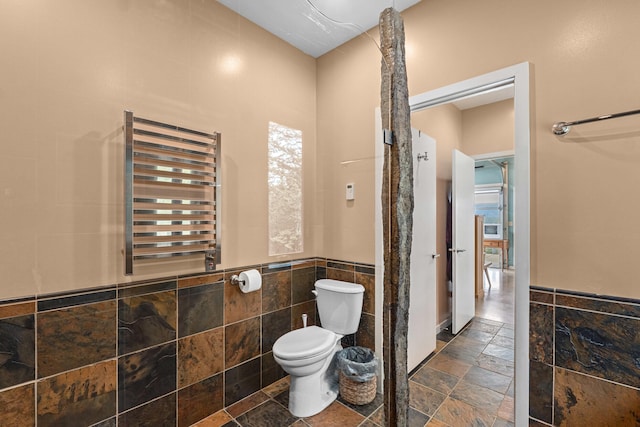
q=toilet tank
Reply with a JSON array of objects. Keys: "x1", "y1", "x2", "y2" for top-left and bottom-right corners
[{"x1": 314, "y1": 279, "x2": 364, "y2": 335}]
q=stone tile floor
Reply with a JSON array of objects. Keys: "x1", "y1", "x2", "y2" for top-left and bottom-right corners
[{"x1": 192, "y1": 316, "x2": 515, "y2": 427}]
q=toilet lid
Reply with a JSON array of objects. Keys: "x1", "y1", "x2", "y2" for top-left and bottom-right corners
[{"x1": 273, "y1": 326, "x2": 336, "y2": 360}]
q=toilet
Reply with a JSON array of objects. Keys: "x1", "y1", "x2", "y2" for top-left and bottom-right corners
[{"x1": 273, "y1": 279, "x2": 365, "y2": 417}]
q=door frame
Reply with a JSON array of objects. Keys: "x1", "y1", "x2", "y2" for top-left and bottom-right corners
[{"x1": 374, "y1": 62, "x2": 531, "y2": 425}]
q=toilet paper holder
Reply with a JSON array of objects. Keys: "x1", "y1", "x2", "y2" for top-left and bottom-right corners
[
  {"x1": 229, "y1": 269, "x2": 262, "y2": 293},
  {"x1": 230, "y1": 275, "x2": 245, "y2": 285}
]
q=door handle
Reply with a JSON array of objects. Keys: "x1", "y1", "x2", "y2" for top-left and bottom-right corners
[{"x1": 432, "y1": 253, "x2": 441, "y2": 259}]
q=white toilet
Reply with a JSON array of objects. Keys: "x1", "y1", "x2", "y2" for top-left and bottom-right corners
[{"x1": 273, "y1": 279, "x2": 365, "y2": 417}]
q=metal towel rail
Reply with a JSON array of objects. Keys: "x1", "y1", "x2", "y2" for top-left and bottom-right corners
[
  {"x1": 124, "y1": 111, "x2": 221, "y2": 275},
  {"x1": 552, "y1": 108, "x2": 640, "y2": 136}
]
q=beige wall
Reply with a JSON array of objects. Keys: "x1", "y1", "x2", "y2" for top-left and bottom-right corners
[
  {"x1": 318, "y1": 0, "x2": 640, "y2": 299},
  {"x1": 3, "y1": 0, "x2": 640, "y2": 302},
  {"x1": 411, "y1": 104, "x2": 462, "y2": 179},
  {"x1": 0, "y1": 1, "x2": 318, "y2": 300},
  {"x1": 315, "y1": 38, "x2": 381, "y2": 264},
  {"x1": 461, "y1": 99, "x2": 514, "y2": 156}
]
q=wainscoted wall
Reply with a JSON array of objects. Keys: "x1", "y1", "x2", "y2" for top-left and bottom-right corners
[
  {"x1": 529, "y1": 287, "x2": 640, "y2": 426},
  {"x1": 0, "y1": 258, "x2": 375, "y2": 427}
]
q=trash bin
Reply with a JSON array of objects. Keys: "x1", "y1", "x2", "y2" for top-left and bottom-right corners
[{"x1": 336, "y1": 346, "x2": 378, "y2": 405}]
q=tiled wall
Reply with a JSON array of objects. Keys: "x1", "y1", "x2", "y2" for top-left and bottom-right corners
[
  {"x1": 529, "y1": 287, "x2": 640, "y2": 426},
  {"x1": 0, "y1": 258, "x2": 375, "y2": 427}
]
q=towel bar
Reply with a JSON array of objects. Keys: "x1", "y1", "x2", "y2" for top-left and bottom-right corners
[{"x1": 124, "y1": 111, "x2": 221, "y2": 274}]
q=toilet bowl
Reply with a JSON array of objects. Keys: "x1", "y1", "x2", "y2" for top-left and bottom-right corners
[
  {"x1": 273, "y1": 326, "x2": 342, "y2": 417},
  {"x1": 272, "y1": 279, "x2": 365, "y2": 418}
]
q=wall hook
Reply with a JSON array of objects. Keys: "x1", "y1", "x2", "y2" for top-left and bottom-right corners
[{"x1": 417, "y1": 151, "x2": 429, "y2": 162}]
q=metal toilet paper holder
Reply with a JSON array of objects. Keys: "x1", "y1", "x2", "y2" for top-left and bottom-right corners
[{"x1": 230, "y1": 275, "x2": 245, "y2": 286}]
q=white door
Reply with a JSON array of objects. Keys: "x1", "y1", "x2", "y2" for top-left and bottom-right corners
[
  {"x1": 451, "y1": 149, "x2": 476, "y2": 334},
  {"x1": 407, "y1": 130, "x2": 437, "y2": 371}
]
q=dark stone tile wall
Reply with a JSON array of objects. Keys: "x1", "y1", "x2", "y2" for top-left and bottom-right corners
[
  {"x1": 0, "y1": 257, "x2": 376, "y2": 426},
  {"x1": 38, "y1": 300, "x2": 116, "y2": 377},
  {"x1": 178, "y1": 274, "x2": 224, "y2": 337},
  {"x1": 261, "y1": 270, "x2": 291, "y2": 313},
  {"x1": 554, "y1": 366, "x2": 640, "y2": 426},
  {"x1": 118, "y1": 393, "x2": 176, "y2": 427},
  {"x1": 261, "y1": 350, "x2": 286, "y2": 387},
  {"x1": 177, "y1": 327, "x2": 224, "y2": 388},
  {"x1": 37, "y1": 360, "x2": 117, "y2": 427},
  {"x1": 0, "y1": 313, "x2": 35, "y2": 389},
  {"x1": 291, "y1": 266, "x2": 315, "y2": 304},
  {"x1": 529, "y1": 286, "x2": 640, "y2": 426},
  {"x1": 555, "y1": 307, "x2": 640, "y2": 388},
  {"x1": 224, "y1": 357, "x2": 262, "y2": 406},
  {"x1": 262, "y1": 307, "x2": 291, "y2": 354},
  {"x1": 224, "y1": 317, "x2": 261, "y2": 368},
  {"x1": 118, "y1": 290, "x2": 176, "y2": 356},
  {"x1": 0, "y1": 383, "x2": 35, "y2": 426},
  {"x1": 95, "y1": 417, "x2": 117, "y2": 427},
  {"x1": 529, "y1": 360, "x2": 553, "y2": 424},
  {"x1": 118, "y1": 342, "x2": 177, "y2": 411},
  {"x1": 178, "y1": 374, "x2": 224, "y2": 427},
  {"x1": 224, "y1": 267, "x2": 262, "y2": 325}
]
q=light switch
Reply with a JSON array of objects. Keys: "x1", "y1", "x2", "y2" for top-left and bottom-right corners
[{"x1": 346, "y1": 183, "x2": 355, "y2": 200}]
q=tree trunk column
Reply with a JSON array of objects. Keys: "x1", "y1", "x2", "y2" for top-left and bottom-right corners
[{"x1": 379, "y1": 7, "x2": 413, "y2": 427}]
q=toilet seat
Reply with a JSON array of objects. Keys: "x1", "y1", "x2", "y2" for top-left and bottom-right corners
[{"x1": 273, "y1": 326, "x2": 336, "y2": 361}]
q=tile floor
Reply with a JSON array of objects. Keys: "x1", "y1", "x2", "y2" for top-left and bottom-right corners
[{"x1": 193, "y1": 269, "x2": 515, "y2": 427}]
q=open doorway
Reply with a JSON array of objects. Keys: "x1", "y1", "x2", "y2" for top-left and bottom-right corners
[
  {"x1": 407, "y1": 81, "x2": 518, "y2": 425},
  {"x1": 409, "y1": 98, "x2": 515, "y2": 329},
  {"x1": 374, "y1": 62, "x2": 530, "y2": 425},
  {"x1": 475, "y1": 154, "x2": 515, "y2": 325}
]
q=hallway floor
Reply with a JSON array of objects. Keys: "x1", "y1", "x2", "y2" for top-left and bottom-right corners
[
  {"x1": 475, "y1": 267, "x2": 515, "y2": 325},
  {"x1": 193, "y1": 269, "x2": 515, "y2": 427}
]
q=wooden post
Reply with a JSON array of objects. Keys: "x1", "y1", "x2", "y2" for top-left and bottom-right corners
[{"x1": 379, "y1": 7, "x2": 413, "y2": 427}]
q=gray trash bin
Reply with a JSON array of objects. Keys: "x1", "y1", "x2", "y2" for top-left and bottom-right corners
[{"x1": 336, "y1": 346, "x2": 378, "y2": 405}]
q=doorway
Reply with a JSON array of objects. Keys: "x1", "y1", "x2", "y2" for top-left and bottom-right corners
[
  {"x1": 374, "y1": 62, "x2": 530, "y2": 425},
  {"x1": 475, "y1": 154, "x2": 515, "y2": 326}
]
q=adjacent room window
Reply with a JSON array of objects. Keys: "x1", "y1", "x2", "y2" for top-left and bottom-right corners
[
  {"x1": 475, "y1": 186, "x2": 503, "y2": 239},
  {"x1": 268, "y1": 121, "x2": 303, "y2": 255}
]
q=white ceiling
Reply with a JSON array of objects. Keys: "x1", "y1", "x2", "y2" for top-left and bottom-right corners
[
  {"x1": 217, "y1": 0, "x2": 422, "y2": 58},
  {"x1": 218, "y1": 0, "x2": 513, "y2": 111}
]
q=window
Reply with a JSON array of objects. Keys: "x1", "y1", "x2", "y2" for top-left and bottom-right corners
[
  {"x1": 268, "y1": 121, "x2": 303, "y2": 256},
  {"x1": 475, "y1": 186, "x2": 503, "y2": 239}
]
